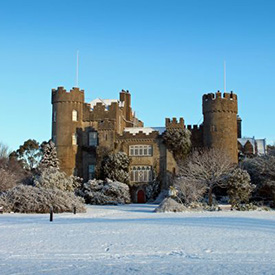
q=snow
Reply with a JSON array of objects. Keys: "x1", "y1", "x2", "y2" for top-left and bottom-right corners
[
  {"x1": 1, "y1": 204, "x2": 275, "y2": 274},
  {"x1": 89, "y1": 98, "x2": 124, "y2": 110},
  {"x1": 124, "y1": 127, "x2": 165, "y2": 135}
]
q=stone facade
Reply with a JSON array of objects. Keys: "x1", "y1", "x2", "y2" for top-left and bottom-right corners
[{"x1": 52, "y1": 87, "x2": 239, "y2": 202}]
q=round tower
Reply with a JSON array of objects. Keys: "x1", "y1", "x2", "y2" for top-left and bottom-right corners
[
  {"x1": 51, "y1": 87, "x2": 84, "y2": 175},
  {"x1": 202, "y1": 91, "x2": 238, "y2": 163}
]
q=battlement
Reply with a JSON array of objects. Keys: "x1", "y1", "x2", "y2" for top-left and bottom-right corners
[
  {"x1": 52, "y1": 87, "x2": 84, "y2": 104},
  {"x1": 203, "y1": 91, "x2": 238, "y2": 114},
  {"x1": 203, "y1": 91, "x2": 237, "y2": 101},
  {"x1": 186, "y1": 124, "x2": 203, "y2": 131},
  {"x1": 118, "y1": 130, "x2": 159, "y2": 140},
  {"x1": 165, "y1": 117, "x2": 185, "y2": 129}
]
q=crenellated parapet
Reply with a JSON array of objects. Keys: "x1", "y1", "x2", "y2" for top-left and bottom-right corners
[
  {"x1": 165, "y1": 117, "x2": 185, "y2": 129},
  {"x1": 52, "y1": 87, "x2": 84, "y2": 104},
  {"x1": 203, "y1": 91, "x2": 238, "y2": 114},
  {"x1": 186, "y1": 124, "x2": 203, "y2": 131},
  {"x1": 118, "y1": 130, "x2": 159, "y2": 141}
]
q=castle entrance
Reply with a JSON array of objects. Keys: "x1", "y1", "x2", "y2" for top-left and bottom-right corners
[{"x1": 137, "y1": 190, "x2": 146, "y2": 203}]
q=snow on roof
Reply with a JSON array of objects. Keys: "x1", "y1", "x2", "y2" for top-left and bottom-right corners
[
  {"x1": 124, "y1": 127, "x2": 166, "y2": 135},
  {"x1": 255, "y1": 139, "x2": 267, "y2": 155},
  {"x1": 238, "y1": 138, "x2": 267, "y2": 155},
  {"x1": 89, "y1": 98, "x2": 124, "y2": 110}
]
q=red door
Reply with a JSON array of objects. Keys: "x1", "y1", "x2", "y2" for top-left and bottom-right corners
[{"x1": 137, "y1": 190, "x2": 146, "y2": 203}]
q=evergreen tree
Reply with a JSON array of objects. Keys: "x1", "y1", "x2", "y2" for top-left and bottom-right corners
[
  {"x1": 39, "y1": 140, "x2": 59, "y2": 170},
  {"x1": 162, "y1": 128, "x2": 191, "y2": 162},
  {"x1": 226, "y1": 168, "x2": 255, "y2": 207},
  {"x1": 102, "y1": 152, "x2": 130, "y2": 184}
]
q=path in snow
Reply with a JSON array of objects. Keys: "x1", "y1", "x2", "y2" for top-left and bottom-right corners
[{"x1": 0, "y1": 204, "x2": 275, "y2": 275}]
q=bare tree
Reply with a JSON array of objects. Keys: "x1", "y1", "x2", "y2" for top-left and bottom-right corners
[
  {"x1": 0, "y1": 142, "x2": 10, "y2": 159},
  {"x1": 176, "y1": 149, "x2": 234, "y2": 206}
]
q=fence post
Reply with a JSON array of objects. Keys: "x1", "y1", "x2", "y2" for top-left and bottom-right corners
[{"x1": 50, "y1": 206, "x2": 53, "y2": 222}]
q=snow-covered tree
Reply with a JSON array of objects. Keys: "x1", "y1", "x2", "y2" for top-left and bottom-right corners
[
  {"x1": 0, "y1": 168, "x2": 18, "y2": 192},
  {"x1": 162, "y1": 128, "x2": 191, "y2": 162},
  {"x1": 226, "y1": 168, "x2": 255, "y2": 207},
  {"x1": 33, "y1": 167, "x2": 81, "y2": 192},
  {"x1": 78, "y1": 178, "x2": 131, "y2": 205},
  {"x1": 0, "y1": 185, "x2": 86, "y2": 213},
  {"x1": 102, "y1": 152, "x2": 130, "y2": 184},
  {"x1": 39, "y1": 140, "x2": 59, "y2": 170},
  {"x1": 176, "y1": 149, "x2": 234, "y2": 206},
  {"x1": 242, "y1": 152, "x2": 275, "y2": 204}
]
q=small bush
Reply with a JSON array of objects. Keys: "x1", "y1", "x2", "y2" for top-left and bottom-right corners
[
  {"x1": 78, "y1": 178, "x2": 131, "y2": 205},
  {"x1": 155, "y1": 197, "x2": 187, "y2": 213},
  {"x1": 0, "y1": 185, "x2": 86, "y2": 213}
]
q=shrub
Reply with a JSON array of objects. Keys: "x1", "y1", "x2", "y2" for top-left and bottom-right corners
[
  {"x1": 0, "y1": 185, "x2": 86, "y2": 213},
  {"x1": 78, "y1": 178, "x2": 131, "y2": 205}
]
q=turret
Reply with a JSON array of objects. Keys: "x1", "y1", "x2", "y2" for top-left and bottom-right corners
[
  {"x1": 51, "y1": 87, "x2": 84, "y2": 175},
  {"x1": 165, "y1": 117, "x2": 185, "y2": 129},
  {"x1": 202, "y1": 91, "x2": 238, "y2": 163}
]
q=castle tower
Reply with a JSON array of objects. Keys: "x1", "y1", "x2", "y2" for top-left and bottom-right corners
[
  {"x1": 202, "y1": 91, "x2": 238, "y2": 163},
  {"x1": 51, "y1": 87, "x2": 84, "y2": 175}
]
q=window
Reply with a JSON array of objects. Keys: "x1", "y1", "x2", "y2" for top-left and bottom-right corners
[
  {"x1": 88, "y1": 165, "x2": 95, "y2": 180},
  {"x1": 72, "y1": 133, "x2": 77, "y2": 145},
  {"x1": 130, "y1": 166, "x2": 153, "y2": 182},
  {"x1": 89, "y1": 132, "x2": 98, "y2": 146},
  {"x1": 53, "y1": 111, "x2": 56, "y2": 122},
  {"x1": 72, "y1": 110, "x2": 78, "y2": 121},
  {"x1": 129, "y1": 145, "x2": 153, "y2": 156}
]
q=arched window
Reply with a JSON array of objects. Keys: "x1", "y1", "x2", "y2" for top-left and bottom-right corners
[{"x1": 72, "y1": 110, "x2": 78, "y2": 121}]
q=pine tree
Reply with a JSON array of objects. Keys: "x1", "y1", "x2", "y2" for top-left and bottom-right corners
[{"x1": 39, "y1": 140, "x2": 59, "y2": 170}]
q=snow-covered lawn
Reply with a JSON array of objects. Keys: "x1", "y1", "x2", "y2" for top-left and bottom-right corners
[{"x1": 1, "y1": 204, "x2": 275, "y2": 275}]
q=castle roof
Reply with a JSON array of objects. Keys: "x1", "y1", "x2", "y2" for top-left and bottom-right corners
[
  {"x1": 89, "y1": 98, "x2": 124, "y2": 110},
  {"x1": 124, "y1": 127, "x2": 166, "y2": 135}
]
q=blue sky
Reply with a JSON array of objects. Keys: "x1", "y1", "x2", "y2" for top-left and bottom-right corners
[{"x1": 0, "y1": 0, "x2": 274, "y2": 150}]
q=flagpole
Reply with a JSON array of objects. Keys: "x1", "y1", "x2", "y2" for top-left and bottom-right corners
[{"x1": 76, "y1": 50, "x2": 79, "y2": 87}]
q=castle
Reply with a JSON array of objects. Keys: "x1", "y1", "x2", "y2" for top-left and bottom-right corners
[{"x1": 52, "y1": 87, "x2": 240, "y2": 202}]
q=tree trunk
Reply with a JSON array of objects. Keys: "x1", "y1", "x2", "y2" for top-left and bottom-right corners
[{"x1": 208, "y1": 187, "x2": 213, "y2": 206}]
